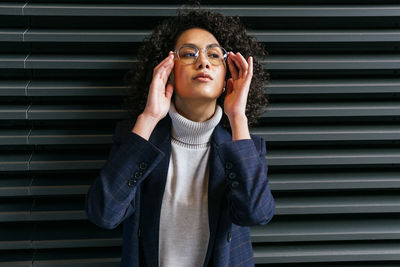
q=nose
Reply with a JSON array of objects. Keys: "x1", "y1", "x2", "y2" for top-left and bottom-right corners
[{"x1": 196, "y1": 51, "x2": 210, "y2": 69}]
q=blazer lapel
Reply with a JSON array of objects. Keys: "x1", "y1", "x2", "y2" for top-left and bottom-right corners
[
  {"x1": 139, "y1": 115, "x2": 172, "y2": 267},
  {"x1": 202, "y1": 123, "x2": 232, "y2": 267}
]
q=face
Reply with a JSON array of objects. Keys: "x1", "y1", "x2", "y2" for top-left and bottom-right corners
[{"x1": 172, "y1": 28, "x2": 226, "y2": 103}]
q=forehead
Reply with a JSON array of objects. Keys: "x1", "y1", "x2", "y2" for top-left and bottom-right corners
[{"x1": 174, "y1": 28, "x2": 220, "y2": 49}]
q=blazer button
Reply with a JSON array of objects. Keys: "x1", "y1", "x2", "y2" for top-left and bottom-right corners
[
  {"x1": 139, "y1": 162, "x2": 147, "y2": 170},
  {"x1": 128, "y1": 179, "x2": 137, "y2": 187},
  {"x1": 227, "y1": 231, "x2": 232, "y2": 242},
  {"x1": 231, "y1": 181, "x2": 239, "y2": 188},
  {"x1": 225, "y1": 162, "x2": 233, "y2": 169},
  {"x1": 134, "y1": 171, "x2": 143, "y2": 178},
  {"x1": 228, "y1": 172, "x2": 237, "y2": 180}
]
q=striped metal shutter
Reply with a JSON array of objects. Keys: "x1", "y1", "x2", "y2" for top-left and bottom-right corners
[{"x1": 1, "y1": 1, "x2": 400, "y2": 266}]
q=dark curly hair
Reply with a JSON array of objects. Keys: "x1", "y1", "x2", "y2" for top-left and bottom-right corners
[{"x1": 122, "y1": 7, "x2": 269, "y2": 127}]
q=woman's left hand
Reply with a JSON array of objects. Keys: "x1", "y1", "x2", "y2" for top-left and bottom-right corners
[{"x1": 224, "y1": 51, "x2": 253, "y2": 121}]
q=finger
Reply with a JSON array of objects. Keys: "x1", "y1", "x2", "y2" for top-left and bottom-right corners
[
  {"x1": 156, "y1": 54, "x2": 175, "y2": 82},
  {"x1": 235, "y1": 52, "x2": 249, "y2": 78},
  {"x1": 230, "y1": 52, "x2": 246, "y2": 78},
  {"x1": 247, "y1": 56, "x2": 253, "y2": 79},
  {"x1": 227, "y1": 52, "x2": 238, "y2": 80},
  {"x1": 154, "y1": 52, "x2": 174, "y2": 74},
  {"x1": 226, "y1": 78, "x2": 234, "y2": 95}
]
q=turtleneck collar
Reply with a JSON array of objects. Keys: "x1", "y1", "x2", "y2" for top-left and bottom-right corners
[{"x1": 168, "y1": 101, "x2": 223, "y2": 148}]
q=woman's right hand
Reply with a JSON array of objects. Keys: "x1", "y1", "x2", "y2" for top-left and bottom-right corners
[{"x1": 142, "y1": 51, "x2": 175, "y2": 122}]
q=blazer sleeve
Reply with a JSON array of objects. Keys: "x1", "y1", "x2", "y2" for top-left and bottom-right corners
[
  {"x1": 216, "y1": 135, "x2": 275, "y2": 226},
  {"x1": 85, "y1": 121, "x2": 165, "y2": 229}
]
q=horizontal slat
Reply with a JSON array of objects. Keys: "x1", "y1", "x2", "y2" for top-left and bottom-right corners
[
  {"x1": 0, "y1": 250, "x2": 33, "y2": 267},
  {"x1": 2, "y1": 78, "x2": 399, "y2": 97},
  {"x1": 264, "y1": 102, "x2": 400, "y2": 118},
  {"x1": 266, "y1": 78, "x2": 400, "y2": 95},
  {"x1": 1, "y1": 4, "x2": 400, "y2": 17},
  {"x1": 0, "y1": 198, "x2": 85, "y2": 222},
  {"x1": 28, "y1": 104, "x2": 127, "y2": 120},
  {"x1": 29, "y1": 129, "x2": 111, "y2": 144},
  {"x1": 253, "y1": 242, "x2": 400, "y2": 263},
  {"x1": 268, "y1": 148, "x2": 400, "y2": 166},
  {"x1": 0, "y1": 80, "x2": 125, "y2": 96},
  {"x1": 253, "y1": 125, "x2": 400, "y2": 141},
  {"x1": 1, "y1": 171, "x2": 399, "y2": 197},
  {"x1": 33, "y1": 247, "x2": 121, "y2": 266},
  {"x1": 251, "y1": 218, "x2": 400, "y2": 242},
  {"x1": 0, "y1": 152, "x2": 30, "y2": 171},
  {"x1": 0, "y1": 80, "x2": 27, "y2": 96},
  {"x1": 0, "y1": 129, "x2": 29, "y2": 144},
  {"x1": 252, "y1": 29, "x2": 400, "y2": 42},
  {"x1": 0, "y1": 105, "x2": 128, "y2": 120},
  {"x1": 2, "y1": 54, "x2": 400, "y2": 70},
  {"x1": 276, "y1": 195, "x2": 400, "y2": 215},
  {"x1": 29, "y1": 152, "x2": 105, "y2": 170},
  {"x1": 3, "y1": 193, "x2": 397, "y2": 222},
  {"x1": 3, "y1": 124, "x2": 400, "y2": 146},
  {"x1": 0, "y1": 3, "x2": 25, "y2": 16},
  {"x1": 265, "y1": 54, "x2": 400, "y2": 70},
  {"x1": 0, "y1": 129, "x2": 112, "y2": 145},
  {"x1": 0, "y1": 176, "x2": 92, "y2": 197},
  {"x1": 269, "y1": 171, "x2": 400, "y2": 191},
  {"x1": 0, "y1": 221, "x2": 121, "y2": 250},
  {"x1": 25, "y1": 29, "x2": 150, "y2": 42},
  {"x1": 3, "y1": 29, "x2": 400, "y2": 43},
  {"x1": 0, "y1": 177, "x2": 31, "y2": 196},
  {"x1": 0, "y1": 29, "x2": 24, "y2": 42}
]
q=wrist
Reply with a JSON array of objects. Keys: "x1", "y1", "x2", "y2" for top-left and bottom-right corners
[
  {"x1": 228, "y1": 114, "x2": 250, "y2": 141},
  {"x1": 228, "y1": 113, "x2": 248, "y2": 125}
]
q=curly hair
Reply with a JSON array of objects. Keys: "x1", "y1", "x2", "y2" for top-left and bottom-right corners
[{"x1": 122, "y1": 7, "x2": 269, "y2": 127}]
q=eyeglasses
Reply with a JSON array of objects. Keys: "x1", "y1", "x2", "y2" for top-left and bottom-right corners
[{"x1": 174, "y1": 44, "x2": 227, "y2": 66}]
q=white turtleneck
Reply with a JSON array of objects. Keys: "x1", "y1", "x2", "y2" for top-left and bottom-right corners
[{"x1": 158, "y1": 101, "x2": 223, "y2": 267}]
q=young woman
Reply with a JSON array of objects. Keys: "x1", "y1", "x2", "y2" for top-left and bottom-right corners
[{"x1": 86, "y1": 8, "x2": 275, "y2": 267}]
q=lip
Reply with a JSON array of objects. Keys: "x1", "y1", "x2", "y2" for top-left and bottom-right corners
[{"x1": 193, "y1": 73, "x2": 213, "y2": 81}]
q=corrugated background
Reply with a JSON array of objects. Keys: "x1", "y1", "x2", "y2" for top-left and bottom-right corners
[{"x1": 1, "y1": 1, "x2": 400, "y2": 266}]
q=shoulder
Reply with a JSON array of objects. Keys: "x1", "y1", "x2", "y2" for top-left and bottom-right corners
[{"x1": 114, "y1": 115, "x2": 171, "y2": 143}]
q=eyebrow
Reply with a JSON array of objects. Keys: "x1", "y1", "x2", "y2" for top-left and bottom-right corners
[{"x1": 181, "y1": 43, "x2": 220, "y2": 48}]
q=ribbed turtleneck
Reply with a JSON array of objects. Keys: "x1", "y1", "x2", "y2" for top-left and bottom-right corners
[{"x1": 168, "y1": 101, "x2": 223, "y2": 149}]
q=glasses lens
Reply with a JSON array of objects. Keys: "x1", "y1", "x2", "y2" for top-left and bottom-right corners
[
  {"x1": 178, "y1": 46, "x2": 198, "y2": 65},
  {"x1": 207, "y1": 47, "x2": 225, "y2": 66}
]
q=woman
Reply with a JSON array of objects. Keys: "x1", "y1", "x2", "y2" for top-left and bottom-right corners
[{"x1": 85, "y1": 7, "x2": 275, "y2": 267}]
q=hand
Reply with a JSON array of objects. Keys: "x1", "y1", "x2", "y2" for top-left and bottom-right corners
[
  {"x1": 224, "y1": 51, "x2": 253, "y2": 121},
  {"x1": 142, "y1": 51, "x2": 175, "y2": 122}
]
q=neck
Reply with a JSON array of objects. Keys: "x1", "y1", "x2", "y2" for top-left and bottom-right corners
[{"x1": 174, "y1": 97, "x2": 217, "y2": 122}]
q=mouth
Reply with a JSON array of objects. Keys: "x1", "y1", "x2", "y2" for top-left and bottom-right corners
[{"x1": 193, "y1": 73, "x2": 213, "y2": 82}]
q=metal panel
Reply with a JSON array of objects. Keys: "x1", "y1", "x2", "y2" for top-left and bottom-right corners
[{"x1": 1, "y1": 1, "x2": 399, "y2": 265}]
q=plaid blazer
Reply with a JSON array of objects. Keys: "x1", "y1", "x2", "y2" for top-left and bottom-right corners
[{"x1": 85, "y1": 114, "x2": 275, "y2": 267}]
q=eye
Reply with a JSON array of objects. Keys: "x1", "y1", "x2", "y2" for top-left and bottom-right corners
[
  {"x1": 179, "y1": 47, "x2": 198, "y2": 58},
  {"x1": 208, "y1": 53, "x2": 221, "y2": 59},
  {"x1": 181, "y1": 52, "x2": 197, "y2": 58}
]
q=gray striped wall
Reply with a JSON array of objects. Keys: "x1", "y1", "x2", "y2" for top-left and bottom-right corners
[{"x1": 1, "y1": 1, "x2": 400, "y2": 266}]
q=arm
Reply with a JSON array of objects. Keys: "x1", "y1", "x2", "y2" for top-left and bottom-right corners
[
  {"x1": 217, "y1": 135, "x2": 275, "y2": 226},
  {"x1": 85, "y1": 121, "x2": 164, "y2": 229},
  {"x1": 85, "y1": 51, "x2": 175, "y2": 229}
]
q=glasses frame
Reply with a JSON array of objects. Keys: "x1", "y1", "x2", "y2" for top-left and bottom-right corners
[{"x1": 174, "y1": 44, "x2": 228, "y2": 66}]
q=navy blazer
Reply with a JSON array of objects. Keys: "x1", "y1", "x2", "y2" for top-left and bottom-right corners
[{"x1": 85, "y1": 114, "x2": 275, "y2": 267}]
